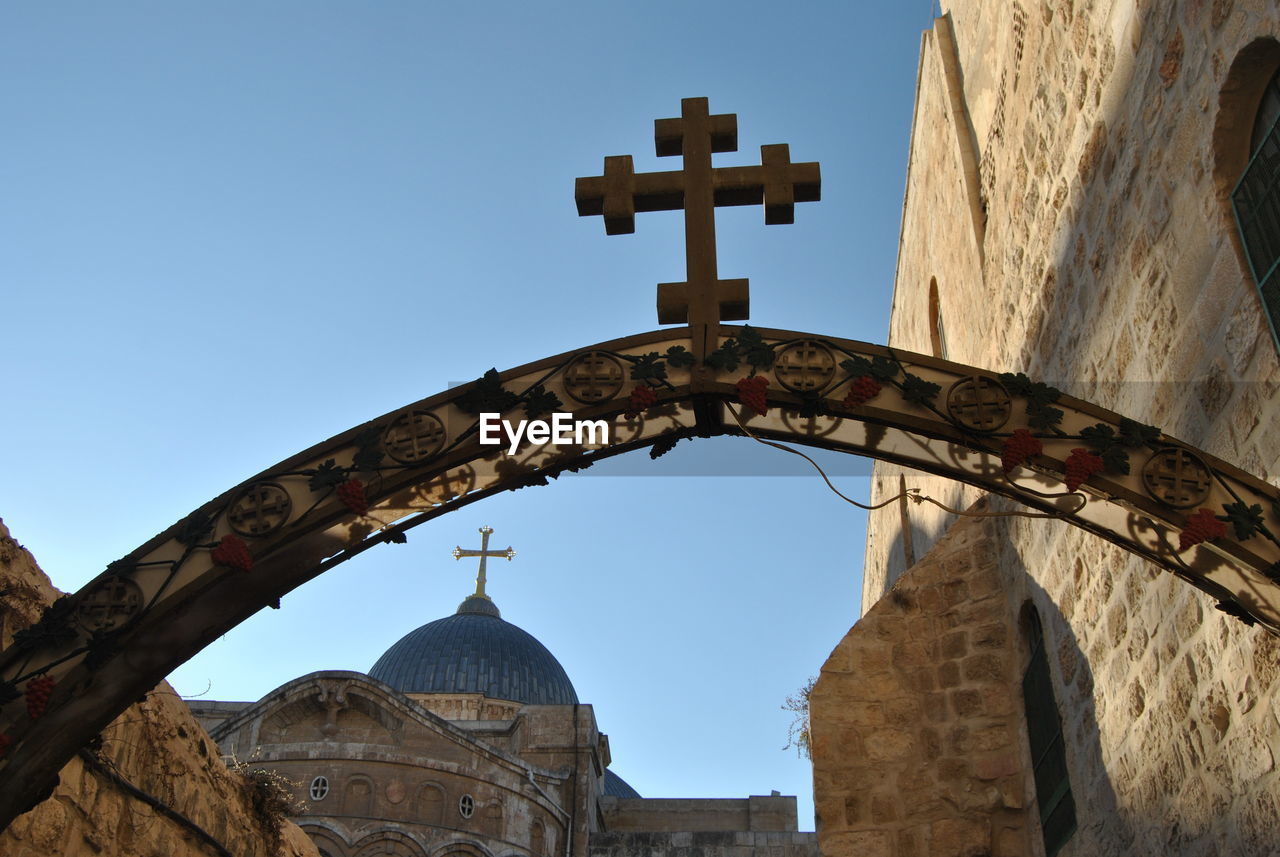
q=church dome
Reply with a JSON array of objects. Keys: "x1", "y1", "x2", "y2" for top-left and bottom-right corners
[
  {"x1": 368, "y1": 595, "x2": 579, "y2": 706},
  {"x1": 604, "y1": 769, "x2": 641, "y2": 799}
]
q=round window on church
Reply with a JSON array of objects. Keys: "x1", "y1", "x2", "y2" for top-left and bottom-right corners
[
  {"x1": 459, "y1": 794, "x2": 475, "y2": 818},
  {"x1": 309, "y1": 776, "x2": 330, "y2": 801}
]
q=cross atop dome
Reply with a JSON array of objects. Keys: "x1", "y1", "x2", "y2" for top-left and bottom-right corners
[{"x1": 452, "y1": 526, "x2": 515, "y2": 602}]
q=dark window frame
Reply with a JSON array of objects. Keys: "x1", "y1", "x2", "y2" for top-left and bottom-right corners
[
  {"x1": 1231, "y1": 69, "x2": 1280, "y2": 350},
  {"x1": 1022, "y1": 607, "x2": 1077, "y2": 857}
]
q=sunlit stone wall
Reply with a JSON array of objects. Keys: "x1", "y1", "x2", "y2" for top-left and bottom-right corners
[{"x1": 850, "y1": 1, "x2": 1280, "y2": 854}]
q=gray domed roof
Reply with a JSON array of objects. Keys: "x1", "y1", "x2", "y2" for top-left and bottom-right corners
[
  {"x1": 368, "y1": 596, "x2": 578, "y2": 706},
  {"x1": 604, "y1": 770, "x2": 641, "y2": 799}
]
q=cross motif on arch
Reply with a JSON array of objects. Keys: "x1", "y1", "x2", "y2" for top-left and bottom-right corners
[{"x1": 575, "y1": 97, "x2": 820, "y2": 330}]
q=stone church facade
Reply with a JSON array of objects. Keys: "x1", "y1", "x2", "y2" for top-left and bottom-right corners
[
  {"x1": 812, "y1": 2, "x2": 1280, "y2": 856},
  {"x1": 191, "y1": 588, "x2": 819, "y2": 857}
]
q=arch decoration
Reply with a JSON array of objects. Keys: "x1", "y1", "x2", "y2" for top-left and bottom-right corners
[
  {"x1": 2, "y1": 96, "x2": 1280, "y2": 830},
  {"x1": 2, "y1": 326, "x2": 1279, "y2": 825}
]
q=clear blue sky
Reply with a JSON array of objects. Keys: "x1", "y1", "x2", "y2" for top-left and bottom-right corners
[{"x1": 2, "y1": 3, "x2": 934, "y2": 830}]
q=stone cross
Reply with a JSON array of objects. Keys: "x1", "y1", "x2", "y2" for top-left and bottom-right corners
[
  {"x1": 452, "y1": 526, "x2": 515, "y2": 600},
  {"x1": 575, "y1": 97, "x2": 820, "y2": 330}
]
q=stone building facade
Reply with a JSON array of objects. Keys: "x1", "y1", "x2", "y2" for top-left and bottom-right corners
[
  {"x1": 193, "y1": 587, "x2": 820, "y2": 857},
  {"x1": 812, "y1": 2, "x2": 1280, "y2": 856}
]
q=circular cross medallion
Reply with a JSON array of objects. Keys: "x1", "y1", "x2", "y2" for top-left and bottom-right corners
[
  {"x1": 76, "y1": 576, "x2": 144, "y2": 633},
  {"x1": 459, "y1": 794, "x2": 475, "y2": 818},
  {"x1": 563, "y1": 351, "x2": 626, "y2": 404},
  {"x1": 1142, "y1": 448, "x2": 1213, "y2": 509},
  {"x1": 228, "y1": 482, "x2": 293, "y2": 537},
  {"x1": 383, "y1": 410, "x2": 446, "y2": 464},
  {"x1": 946, "y1": 375, "x2": 1012, "y2": 432},
  {"x1": 773, "y1": 341, "x2": 836, "y2": 393}
]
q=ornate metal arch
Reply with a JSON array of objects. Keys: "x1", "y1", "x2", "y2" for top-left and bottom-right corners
[{"x1": 2, "y1": 323, "x2": 1279, "y2": 827}]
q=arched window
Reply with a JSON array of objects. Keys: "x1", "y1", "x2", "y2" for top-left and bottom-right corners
[
  {"x1": 1021, "y1": 607, "x2": 1076, "y2": 856},
  {"x1": 1232, "y1": 68, "x2": 1280, "y2": 346}
]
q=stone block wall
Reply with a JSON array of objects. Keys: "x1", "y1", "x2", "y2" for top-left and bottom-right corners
[
  {"x1": 856, "y1": 1, "x2": 1280, "y2": 853},
  {"x1": 814, "y1": 508, "x2": 1033, "y2": 857},
  {"x1": 0, "y1": 520, "x2": 318, "y2": 857},
  {"x1": 600, "y1": 795, "x2": 800, "y2": 833},
  {"x1": 589, "y1": 830, "x2": 819, "y2": 857}
]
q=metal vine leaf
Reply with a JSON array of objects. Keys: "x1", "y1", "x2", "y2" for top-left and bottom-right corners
[
  {"x1": 523, "y1": 385, "x2": 562, "y2": 419},
  {"x1": 12, "y1": 597, "x2": 78, "y2": 652},
  {"x1": 900, "y1": 373, "x2": 942, "y2": 407},
  {"x1": 705, "y1": 326, "x2": 774, "y2": 373},
  {"x1": 1219, "y1": 502, "x2": 1266, "y2": 540},
  {"x1": 0, "y1": 679, "x2": 18, "y2": 705},
  {"x1": 176, "y1": 510, "x2": 216, "y2": 548},
  {"x1": 1080, "y1": 424, "x2": 1131, "y2": 475},
  {"x1": 1001, "y1": 371, "x2": 1065, "y2": 429},
  {"x1": 1118, "y1": 417, "x2": 1161, "y2": 448},
  {"x1": 307, "y1": 459, "x2": 347, "y2": 493},
  {"x1": 665, "y1": 345, "x2": 695, "y2": 368},
  {"x1": 455, "y1": 369, "x2": 520, "y2": 415},
  {"x1": 630, "y1": 353, "x2": 670, "y2": 382},
  {"x1": 840, "y1": 355, "x2": 897, "y2": 382},
  {"x1": 1027, "y1": 402, "x2": 1065, "y2": 430},
  {"x1": 737, "y1": 326, "x2": 775, "y2": 370},
  {"x1": 705, "y1": 341, "x2": 742, "y2": 373},
  {"x1": 351, "y1": 426, "x2": 385, "y2": 471}
]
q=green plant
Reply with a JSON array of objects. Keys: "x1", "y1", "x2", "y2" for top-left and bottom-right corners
[{"x1": 782, "y1": 677, "x2": 817, "y2": 760}]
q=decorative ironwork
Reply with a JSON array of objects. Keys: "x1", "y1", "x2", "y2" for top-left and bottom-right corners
[
  {"x1": 946, "y1": 375, "x2": 1012, "y2": 432},
  {"x1": 773, "y1": 341, "x2": 837, "y2": 393},
  {"x1": 75, "y1": 577, "x2": 143, "y2": 634},
  {"x1": 227, "y1": 482, "x2": 293, "y2": 537},
  {"x1": 11, "y1": 596, "x2": 78, "y2": 652},
  {"x1": 8, "y1": 327, "x2": 1280, "y2": 836},
  {"x1": 1142, "y1": 448, "x2": 1213, "y2": 509},
  {"x1": 383, "y1": 410, "x2": 446, "y2": 464},
  {"x1": 562, "y1": 351, "x2": 626, "y2": 403}
]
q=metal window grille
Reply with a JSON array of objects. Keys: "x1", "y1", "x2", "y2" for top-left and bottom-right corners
[
  {"x1": 309, "y1": 775, "x2": 330, "y2": 800},
  {"x1": 1231, "y1": 71, "x2": 1280, "y2": 350},
  {"x1": 1022, "y1": 610, "x2": 1077, "y2": 857}
]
